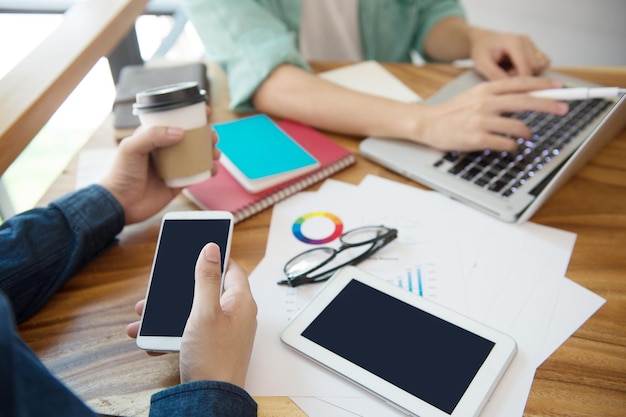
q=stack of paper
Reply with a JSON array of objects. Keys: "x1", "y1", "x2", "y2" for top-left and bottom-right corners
[{"x1": 244, "y1": 175, "x2": 605, "y2": 417}]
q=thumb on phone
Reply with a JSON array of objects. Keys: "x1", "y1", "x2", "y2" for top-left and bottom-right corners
[
  {"x1": 191, "y1": 242, "x2": 224, "y2": 317},
  {"x1": 181, "y1": 242, "x2": 257, "y2": 386}
]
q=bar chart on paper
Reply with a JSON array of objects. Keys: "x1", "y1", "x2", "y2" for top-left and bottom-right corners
[
  {"x1": 281, "y1": 263, "x2": 441, "y2": 323},
  {"x1": 352, "y1": 214, "x2": 444, "y2": 301},
  {"x1": 277, "y1": 210, "x2": 467, "y2": 322},
  {"x1": 393, "y1": 264, "x2": 439, "y2": 299}
]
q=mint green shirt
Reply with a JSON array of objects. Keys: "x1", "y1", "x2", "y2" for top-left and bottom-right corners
[{"x1": 182, "y1": 0, "x2": 465, "y2": 112}]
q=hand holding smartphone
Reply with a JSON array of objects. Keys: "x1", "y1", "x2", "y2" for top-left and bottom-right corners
[{"x1": 136, "y1": 211, "x2": 234, "y2": 352}]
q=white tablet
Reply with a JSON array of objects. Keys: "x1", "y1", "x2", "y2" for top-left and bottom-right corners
[{"x1": 281, "y1": 266, "x2": 517, "y2": 417}]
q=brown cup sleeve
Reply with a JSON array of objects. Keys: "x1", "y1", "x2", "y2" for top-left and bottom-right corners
[{"x1": 151, "y1": 124, "x2": 213, "y2": 180}]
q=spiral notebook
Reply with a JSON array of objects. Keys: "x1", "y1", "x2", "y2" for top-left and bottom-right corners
[{"x1": 183, "y1": 119, "x2": 355, "y2": 223}]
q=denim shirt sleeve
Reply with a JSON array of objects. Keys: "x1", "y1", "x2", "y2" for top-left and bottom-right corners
[
  {"x1": 0, "y1": 291, "x2": 257, "y2": 417},
  {"x1": 0, "y1": 184, "x2": 125, "y2": 323},
  {"x1": 182, "y1": 0, "x2": 310, "y2": 113},
  {"x1": 150, "y1": 380, "x2": 258, "y2": 417},
  {"x1": 0, "y1": 293, "x2": 97, "y2": 417}
]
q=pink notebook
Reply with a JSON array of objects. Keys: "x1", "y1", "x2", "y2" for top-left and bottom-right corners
[{"x1": 183, "y1": 119, "x2": 355, "y2": 223}]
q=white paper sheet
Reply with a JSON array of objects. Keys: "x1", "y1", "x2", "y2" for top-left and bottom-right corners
[
  {"x1": 538, "y1": 276, "x2": 605, "y2": 365},
  {"x1": 76, "y1": 148, "x2": 116, "y2": 189},
  {"x1": 319, "y1": 60, "x2": 422, "y2": 103},
  {"x1": 241, "y1": 175, "x2": 604, "y2": 417}
]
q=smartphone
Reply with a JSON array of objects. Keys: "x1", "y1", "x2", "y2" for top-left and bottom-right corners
[{"x1": 136, "y1": 211, "x2": 234, "y2": 352}]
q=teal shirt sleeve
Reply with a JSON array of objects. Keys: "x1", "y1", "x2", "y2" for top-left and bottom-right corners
[
  {"x1": 182, "y1": 0, "x2": 466, "y2": 112},
  {"x1": 182, "y1": 0, "x2": 310, "y2": 113},
  {"x1": 412, "y1": 0, "x2": 466, "y2": 60},
  {"x1": 358, "y1": 0, "x2": 466, "y2": 62}
]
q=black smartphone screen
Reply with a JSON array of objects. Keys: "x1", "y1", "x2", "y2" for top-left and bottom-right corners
[{"x1": 139, "y1": 218, "x2": 231, "y2": 337}]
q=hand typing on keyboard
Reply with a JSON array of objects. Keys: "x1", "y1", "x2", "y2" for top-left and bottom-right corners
[
  {"x1": 410, "y1": 77, "x2": 569, "y2": 153},
  {"x1": 434, "y1": 98, "x2": 611, "y2": 198}
]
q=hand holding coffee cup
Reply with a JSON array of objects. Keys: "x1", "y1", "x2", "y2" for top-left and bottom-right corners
[{"x1": 134, "y1": 82, "x2": 213, "y2": 187}]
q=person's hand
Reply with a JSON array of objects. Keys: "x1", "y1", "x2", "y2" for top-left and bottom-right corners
[
  {"x1": 411, "y1": 76, "x2": 568, "y2": 152},
  {"x1": 179, "y1": 243, "x2": 257, "y2": 386},
  {"x1": 100, "y1": 123, "x2": 221, "y2": 225},
  {"x1": 126, "y1": 243, "x2": 257, "y2": 388},
  {"x1": 126, "y1": 299, "x2": 165, "y2": 357},
  {"x1": 469, "y1": 27, "x2": 550, "y2": 80}
]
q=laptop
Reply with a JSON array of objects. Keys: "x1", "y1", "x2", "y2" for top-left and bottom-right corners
[{"x1": 359, "y1": 70, "x2": 626, "y2": 222}]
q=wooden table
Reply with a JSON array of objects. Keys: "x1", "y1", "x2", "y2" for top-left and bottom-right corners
[{"x1": 20, "y1": 63, "x2": 626, "y2": 417}]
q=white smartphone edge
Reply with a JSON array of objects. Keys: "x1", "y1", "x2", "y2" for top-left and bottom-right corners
[{"x1": 136, "y1": 210, "x2": 234, "y2": 352}]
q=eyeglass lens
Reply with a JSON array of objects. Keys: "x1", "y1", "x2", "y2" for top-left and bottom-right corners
[
  {"x1": 285, "y1": 247, "x2": 335, "y2": 277},
  {"x1": 285, "y1": 226, "x2": 391, "y2": 279},
  {"x1": 341, "y1": 225, "x2": 391, "y2": 245}
]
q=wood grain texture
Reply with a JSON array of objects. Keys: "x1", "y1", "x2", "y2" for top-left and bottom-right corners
[
  {"x1": 20, "y1": 63, "x2": 626, "y2": 416},
  {"x1": 0, "y1": 0, "x2": 149, "y2": 177}
]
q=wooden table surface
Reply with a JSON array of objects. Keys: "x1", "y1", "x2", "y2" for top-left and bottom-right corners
[{"x1": 21, "y1": 63, "x2": 626, "y2": 417}]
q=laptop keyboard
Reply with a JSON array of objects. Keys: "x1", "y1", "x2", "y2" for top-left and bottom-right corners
[{"x1": 434, "y1": 98, "x2": 612, "y2": 198}]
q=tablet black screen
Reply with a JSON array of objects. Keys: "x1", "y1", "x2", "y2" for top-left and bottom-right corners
[{"x1": 301, "y1": 279, "x2": 495, "y2": 414}]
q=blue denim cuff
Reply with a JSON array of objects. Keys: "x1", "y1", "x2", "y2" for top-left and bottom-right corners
[
  {"x1": 150, "y1": 380, "x2": 257, "y2": 417},
  {"x1": 51, "y1": 184, "x2": 125, "y2": 250}
]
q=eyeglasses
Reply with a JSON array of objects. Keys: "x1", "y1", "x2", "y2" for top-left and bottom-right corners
[{"x1": 277, "y1": 225, "x2": 398, "y2": 287}]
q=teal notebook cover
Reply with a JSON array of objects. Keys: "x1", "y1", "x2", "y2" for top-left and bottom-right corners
[{"x1": 214, "y1": 114, "x2": 320, "y2": 181}]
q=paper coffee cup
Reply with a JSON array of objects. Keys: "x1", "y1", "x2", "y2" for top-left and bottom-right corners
[{"x1": 133, "y1": 82, "x2": 212, "y2": 187}]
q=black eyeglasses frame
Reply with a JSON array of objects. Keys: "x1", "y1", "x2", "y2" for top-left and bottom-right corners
[{"x1": 278, "y1": 225, "x2": 398, "y2": 287}]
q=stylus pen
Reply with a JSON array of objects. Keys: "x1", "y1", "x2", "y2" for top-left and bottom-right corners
[{"x1": 530, "y1": 86, "x2": 626, "y2": 100}]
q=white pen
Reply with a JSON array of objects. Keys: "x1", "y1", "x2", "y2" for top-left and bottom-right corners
[{"x1": 530, "y1": 86, "x2": 626, "y2": 100}]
